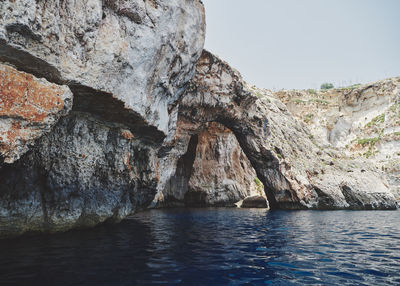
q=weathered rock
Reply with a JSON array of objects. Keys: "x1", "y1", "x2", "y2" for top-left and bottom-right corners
[
  {"x1": 272, "y1": 79, "x2": 400, "y2": 201},
  {"x1": 157, "y1": 121, "x2": 264, "y2": 207},
  {"x1": 0, "y1": 0, "x2": 398, "y2": 239},
  {"x1": 241, "y1": 196, "x2": 269, "y2": 208},
  {"x1": 0, "y1": 0, "x2": 205, "y2": 135},
  {"x1": 178, "y1": 50, "x2": 398, "y2": 210},
  {"x1": 273, "y1": 79, "x2": 399, "y2": 149},
  {"x1": 0, "y1": 0, "x2": 206, "y2": 237},
  {"x1": 0, "y1": 112, "x2": 159, "y2": 238},
  {"x1": 187, "y1": 122, "x2": 263, "y2": 207},
  {"x1": 177, "y1": 50, "x2": 311, "y2": 209},
  {"x1": 0, "y1": 63, "x2": 72, "y2": 164}
]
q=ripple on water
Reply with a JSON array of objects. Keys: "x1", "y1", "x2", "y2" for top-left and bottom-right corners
[{"x1": 0, "y1": 209, "x2": 400, "y2": 285}]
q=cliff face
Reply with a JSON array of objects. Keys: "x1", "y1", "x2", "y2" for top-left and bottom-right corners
[
  {"x1": 0, "y1": 1, "x2": 398, "y2": 238},
  {"x1": 0, "y1": 113, "x2": 162, "y2": 235},
  {"x1": 0, "y1": 0, "x2": 265, "y2": 237},
  {"x1": 172, "y1": 51, "x2": 397, "y2": 210},
  {"x1": 0, "y1": 0, "x2": 205, "y2": 135},
  {"x1": 0, "y1": 0, "x2": 206, "y2": 237},
  {"x1": 272, "y1": 80, "x2": 400, "y2": 200}
]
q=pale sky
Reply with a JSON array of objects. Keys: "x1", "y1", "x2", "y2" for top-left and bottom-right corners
[{"x1": 202, "y1": 0, "x2": 400, "y2": 90}]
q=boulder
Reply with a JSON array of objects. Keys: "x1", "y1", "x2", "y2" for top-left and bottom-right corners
[{"x1": 241, "y1": 196, "x2": 269, "y2": 209}]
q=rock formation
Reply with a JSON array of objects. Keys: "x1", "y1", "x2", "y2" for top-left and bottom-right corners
[
  {"x1": 0, "y1": 0, "x2": 205, "y2": 135},
  {"x1": 158, "y1": 121, "x2": 264, "y2": 207},
  {"x1": 0, "y1": 0, "x2": 398, "y2": 238},
  {"x1": 0, "y1": 0, "x2": 206, "y2": 237},
  {"x1": 173, "y1": 50, "x2": 397, "y2": 211},
  {"x1": 0, "y1": 64, "x2": 72, "y2": 163},
  {"x1": 188, "y1": 122, "x2": 264, "y2": 207},
  {"x1": 241, "y1": 196, "x2": 269, "y2": 208},
  {"x1": 271, "y1": 80, "x2": 400, "y2": 200}
]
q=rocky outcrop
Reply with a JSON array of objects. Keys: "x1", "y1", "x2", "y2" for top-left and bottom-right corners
[
  {"x1": 272, "y1": 79, "x2": 400, "y2": 200},
  {"x1": 175, "y1": 50, "x2": 397, "y2": 210},
  {"x1": 0, "y1": 0, "x2": 205, "y2": 135},
  {"x1": 0, "y1": 0, "x2": 206, "y2": 237},
  {"x1": 273, "y1": 79, "x2": 399, "y2": 149},
  {"x1": 0, "y1": 1, "x2": 398, "y2": 238},
  {"x1": 0, "y1": 112, "x2": 159, "y2": 236},
  {"x1": 187, "y1": 122, "x2": 263, "y2": 207},
  {"x1": 241, "y1": 196, "x2": 269, "y2": 208},
  {"x1": 0, "y1": 64, "x2": 72, "y2": 163}
]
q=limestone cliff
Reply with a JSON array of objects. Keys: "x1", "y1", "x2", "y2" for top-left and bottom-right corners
[
  {"x1": 0, "y1": 0, "x2": 206, "y2": 237},
  {"x1": 188, "y1": 122, "x2": 264, "y2": 207},
  {"x1": 0, "y1": 0, "x2": 205, "y2": 135},
  {"x1": 166, "y1": 50, "x2": 397, "y2": 210},
  {"x1": 0, "y1": 0, "x2": 398, "y2": 238},
  {"x1": 271, "y1": 80, "x2": 400, "y2": 200}
]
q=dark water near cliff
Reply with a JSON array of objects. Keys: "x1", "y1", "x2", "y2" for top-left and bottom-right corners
[{"x1": 1, "y1": 209, "x2": 400, "y2": 285}]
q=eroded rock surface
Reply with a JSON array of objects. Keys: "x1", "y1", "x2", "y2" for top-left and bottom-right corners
[
  {"x1": 0, "y1": 0, "x2": 206, "y2": 237},
  {"x1": 0, "y1": 1, "x2": 398, "y2": 239},
  {"x1": 187, "y1": 122, "x2": 263, "y2": 207},
  {"x1": 272, "y1": 80, "x2": 400, "y2": 200},
  {"x1": 241, "y1": 196, "x2": 269, "y2": 208},
  {"x1": 0, "y1": 0, "x2": 205, "y2": 134},
  {"x1": 0, "y1": 63, "x2": 72, "y2": 164},
  {"x1": 0, "y1": 112, "x2": 159, "y2": 237},
  {"x1": 157, "y1": 121, "x2": 264, "y2": 207},
  {"x1": 177, "y1": 50, "x2": 397, "y2": 210}
]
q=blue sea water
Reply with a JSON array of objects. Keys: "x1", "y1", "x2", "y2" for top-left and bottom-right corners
[{"x1": 1, "y1": 208, "x2": 400, "y2": 285}]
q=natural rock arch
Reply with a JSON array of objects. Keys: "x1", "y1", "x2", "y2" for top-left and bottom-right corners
[
  {"x1": 177, "y1": 50, "x2": 300, "y2": 209},
  {"x1": 176, "y1": 50, "x2": 397, "y2": 210},
  {"x1": 159, "y1": 120, "x2": 265, "y2": 208}
]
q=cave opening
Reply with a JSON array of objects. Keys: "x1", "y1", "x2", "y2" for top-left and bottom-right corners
[
  {"x1": 162, "y1": 134, "x2": 199, "y2": 206},
  {"x1": 163, "y1": 121, "x2": 271, "y2": 208},
  {"x1": 216, "y1": 120, "x2": 278, "y2": 209}
]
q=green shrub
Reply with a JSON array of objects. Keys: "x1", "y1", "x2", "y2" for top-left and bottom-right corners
[
  {"x1": 347, "y1": 83, "x2": 361, "y2": 89},
  {"x1": 310, "y1": 98, "x2": 329, "y2": 105},
  {"x1": 254, "y1": 177, "x2": 264, "y2": 195},
  {"x1": 320, "y1": 83, "x2": 334, "y2": 90},
  {"x1": 307, "y1": 89, "x2": 317, "y2": 95},
  {"x1": 365, "y1": 114, "x2": 385, "y2": 127},
  {"x1": 293, "y1": 99, "x2": 306, "y2": 104},
  {"x1": 364, "y1": 149, "x2": 375, "y2": 158},
  {"x1": 304, "y1": 113, "x2": 314, "y2": 123},
  {"x1": 357, "y1": 137, "x2": 380, "y2": 146}
]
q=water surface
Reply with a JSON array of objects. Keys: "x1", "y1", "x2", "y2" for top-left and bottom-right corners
[{"x1": 1, "y1": 209, "x2": 400, "y2": 285}]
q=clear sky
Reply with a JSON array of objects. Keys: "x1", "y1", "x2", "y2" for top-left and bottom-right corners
[{"x1": 202, "y1": 0, "x2": 400, "y2": 90}]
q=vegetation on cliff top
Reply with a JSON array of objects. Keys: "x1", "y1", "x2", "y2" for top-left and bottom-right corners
[{"x1": 320, "y1": 83, "x2": 334, "y2": 90}]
